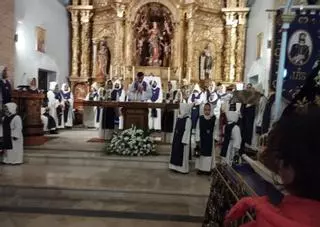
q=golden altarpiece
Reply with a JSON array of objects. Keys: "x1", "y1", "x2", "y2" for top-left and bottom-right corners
[{"x1": 67, "y1": 0, "x2": 250, "y2": 99}]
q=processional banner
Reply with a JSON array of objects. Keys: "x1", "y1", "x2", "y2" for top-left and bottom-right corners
[{"x1": 270, "y1": 9, "x2": 320, "y2": 100}]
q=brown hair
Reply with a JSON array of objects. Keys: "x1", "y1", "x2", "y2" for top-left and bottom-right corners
[{"x1": 263, "y1": 105, "x2": 320, "y2": 201}]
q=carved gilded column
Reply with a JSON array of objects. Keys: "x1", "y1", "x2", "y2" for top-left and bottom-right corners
[
  {"x1": 114, "y1": 3, "x2": 125, "y2": 78},
  {"x1": 235, "y1": 11, "x2": 249, "y2": 82},
  {"x1": 92, "y1": 39, "x2": 98, "y2": 79},
  {"x1": 223, "y1": 11, "x2": 237, "y2": 82},
  {"x1": 125, "y1": 20, "x2": 133, "y2": 66},
  {"x1": 70, "y1": 10, "x2": 80, "y2": 78},
  {"x1": 186, "y1": 6, "x2": 196, "y2": 82},
  {"x1": 230, "y1": 22, "x2": 238, "y2": 82},
  {"x1": 80, "y1": 10, "x2": 92, "y2": 79}
]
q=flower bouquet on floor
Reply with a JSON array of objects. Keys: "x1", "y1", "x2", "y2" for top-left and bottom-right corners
[{"x1": 104, "y1": 126, "x2": 157, "y2": 156}]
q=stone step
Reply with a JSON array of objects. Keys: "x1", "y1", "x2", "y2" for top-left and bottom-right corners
[
  {"x1": 0, "y1": 185, "x2": 207, "y2": 218},
  {"x1": 24, "y1": 149, "x2": 178, "y2": 169},
  {"x1": 0, "y1": 164, "x2": 210, "y2": 220}
]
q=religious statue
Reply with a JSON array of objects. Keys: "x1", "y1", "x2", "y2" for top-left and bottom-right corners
[
  {"x1": 148, "y1": 22, "x2": 161, "y2": 66},
  {"x1": 199, "y1": 45, "x2": 213, "y2": 80},
  {"x1": 97, "y1": 40, "x2": 109, "y2": 78}
]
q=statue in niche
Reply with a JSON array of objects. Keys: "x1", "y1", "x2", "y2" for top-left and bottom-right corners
[
  {"x1": 97, "y1": 39, "x2": 110, "y2": 79},
  {"x1": 199, "y1": 45, "x2": 213, "y2": 80},
  {"x1": 134, "y1": 3, "x2": 173, "y2": 67}
]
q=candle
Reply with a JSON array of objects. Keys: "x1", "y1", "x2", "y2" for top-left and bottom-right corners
[
  {"x1": 123, "y1": 66, "x2": 126, "y2": 81},
  {"x1": 188, "y1": 68, "x2": 191, "y2": 83},
  {"x1": 178, "y1": 67, "x2": 182, "y2": 85},
  {"x1": 168, "y1": 67, "x2": 171, "y2": 82},
  {"x1": 132, "y1": 66, "x2": 135, "y2": 81},
  {"x1": 110, "y1": 65, "x2": 113, "y2": 80},
  {"x1": 115, "y1": 66, "x2": 118, "y2": 78}
]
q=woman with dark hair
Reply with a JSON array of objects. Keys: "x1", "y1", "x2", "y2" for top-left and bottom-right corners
[{"x1": 225, "y1": 64, "x2": 320, "y2": 227}]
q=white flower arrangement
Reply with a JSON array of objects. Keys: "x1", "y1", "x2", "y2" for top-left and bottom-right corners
[{"x1": 105, "y1": 126, "x2": 157, "y2": 156}]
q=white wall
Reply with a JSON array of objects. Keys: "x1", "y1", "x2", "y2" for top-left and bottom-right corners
[
  {"x1": 14, "y1": 0, "x2": 69, "y2": 88},
  {"x1": 244, "y1": 0, "x2": 276, "y2": 94}
]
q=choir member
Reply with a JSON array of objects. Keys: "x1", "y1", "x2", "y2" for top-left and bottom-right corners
[
  {"x1": 83, "y1": 82, "x2": 99, "y2": 128},
  {"x1": 206, "y1": 85, "x2": 222, "y2": 142},
  {"x1": 61, "y1": 83, "x2": 74, "y2": 128},
  {"x1": 162, "y1": 81, "x2": 178, "y2": 143},
  {"x1": 148, "y1": 80, "x2": 163, "y2": 131},
  {"x1": 188, "y1": 84, "x2": 204, "y2": 130},
  {"x1": 220, "y1": 111, "x2": 242, "y2": 166},
  {"x1": 96, "y1": 87, "x2": 105, "y2": 128},
  {"x1": 0, "y1": 65, "x2": 12, "y2": 105},
  {"x1": 113, "y1": 80, "x2": 126, "y2": 130},
  {"x1": 47, "y1": 82, "x2": 64, "y2": 129},
  {"x1": 240, "y1": 85, "x2": 256, "y2": 151},
  {"x1": 41, "y1": 105, "x2": 58, "y2": 134},
  {"x1": 169, "y1": 103, "x2": 192, "y2": 174},
  {"x1": 195, "y1": 103, "x2": 216, "y2": 174},
  {"x1": 99, "y1": 80, "x2": 115, "y2": 140},
  {"x1": 251, "y1": 84, "x2": 267, "y2": 150},
  {"x1": 2, "y1": 102, "x2": 23, "y2": 165}
]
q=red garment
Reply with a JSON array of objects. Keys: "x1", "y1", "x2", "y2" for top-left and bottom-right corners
[{"x1": 225, "y1": 196, "x2": 320, "y2": 227}]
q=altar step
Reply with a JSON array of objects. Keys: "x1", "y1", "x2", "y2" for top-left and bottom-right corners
[
  {"x1": 24, "y1": 147, "x2": 186, "y2": 170},
  {"x1": 0, "y1": 164, "x2": 210, "y2": 222}
]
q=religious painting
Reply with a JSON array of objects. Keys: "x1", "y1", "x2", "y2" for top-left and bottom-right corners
[
  {"x1": 133, "y1": 3, "x2": 174, "y2": 67},
  {"x1": 36, "y1": 26, "x2": 46, "y2": 53},
  {"x1": 287, "y1": 30, "x2": 313, "y2": 66},
  {"x1": 199, "y1": 45, "x2": 213, "y2": 80},
  {"x1": 256, "y1": 32, "x2": 263, "y2": 60}
]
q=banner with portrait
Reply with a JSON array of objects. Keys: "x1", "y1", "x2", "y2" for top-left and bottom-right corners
[{"x1": 270, "y1": 9, "x2": 320, "y2": 101}]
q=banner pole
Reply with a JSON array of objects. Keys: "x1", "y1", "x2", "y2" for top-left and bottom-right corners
[{"x1": 275, "y1": 0, "x2": 295, "y2": 121}]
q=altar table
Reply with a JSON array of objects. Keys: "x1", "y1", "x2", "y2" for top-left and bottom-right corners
[{"x1": 82, "y1": 101, "x2": 179, "y2": 130}]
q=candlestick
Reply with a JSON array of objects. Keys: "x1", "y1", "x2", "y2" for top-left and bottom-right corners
[
  {"x1": 110, "y1": 65, "x2": 113, "y2": 80},
  {"x1": 132, "y1": 66, "x2": 135, "y2": 81},
  {"x1": 168, "y1": 67, "x2": 171, "y2": 82},
  {"x1": 178, "y1": 67, "x2": 182, "y2": 85},
  {"x1": 123, "y1": 66, "x2": 126, "y2": 81}
]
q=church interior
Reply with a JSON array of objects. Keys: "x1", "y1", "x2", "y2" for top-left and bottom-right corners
[{"x1": 1, "y1": 0, "x2": 320, "y2": 226}]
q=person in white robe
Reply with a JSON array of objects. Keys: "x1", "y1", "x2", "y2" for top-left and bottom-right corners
[
  {"x1": 169, "y1": 103, "x2": 192, "y2": 174},
  {"x1": 97, "y1": 87, "x2": 105, "y2": 130},
  {"x1": 47, "y1": 82, "x2": 64, "y2": 129},
  {"x1": 60, "y1": 83, "x2": 74, "y2": 128},
  {"x1": 148, "y1": 79, "x2": 163, "y2": 131},
  {"x1": 2, "y1": 102, "x2": 23, "y2": 165},
  {"x1": 195, "y1": 103, "x2": 217, "y2": 174},
  {"x1": 220, "y1": 111, "x2": 242, "y2": 166},
  {"x1": 113, "y1": 80, "x2": 126, "y2": 130},
  {"x1": 83, "y1": 82, "x2": 99, "y2": 128},
  {"x1": 250, "y1": 84, "x2": 267, "y2": 150}
]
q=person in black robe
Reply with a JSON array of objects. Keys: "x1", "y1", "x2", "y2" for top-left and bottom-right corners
[
  {"x1": 0, "y1": 66, "x2": 12, "y2": 104},
  {"x1": 169, "y1": 103, "x2": 192, "y2": 174},
  {"x1": 100, "y1": 80, "x2": 116, "y2": 140},
  {"x1": 195, "y1": 103, "x2": 216, "y2": 174},
  {"x1": 162, "y1": 81, "x2": 177, "y2": 141}
]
